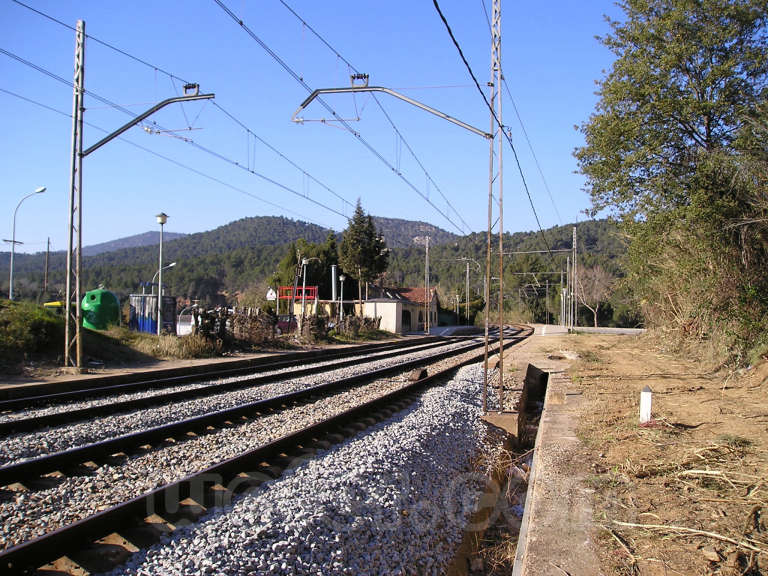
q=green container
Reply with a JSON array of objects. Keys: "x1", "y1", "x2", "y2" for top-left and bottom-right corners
[{"x1": 81, "y1": 288, "x2": 120, "y2": 330}]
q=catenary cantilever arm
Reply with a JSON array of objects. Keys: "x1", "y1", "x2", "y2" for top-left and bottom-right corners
[
  {"x1": 292, "y1": 86, "x2": 491, "y2": 139},
  {"x1": 83, "y1": 93, "x2": 215, "y2": 157}
]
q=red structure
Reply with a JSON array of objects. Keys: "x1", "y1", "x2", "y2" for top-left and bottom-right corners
[{"x1": 278, "y1": 286, "x2": 318, "y2": 300}]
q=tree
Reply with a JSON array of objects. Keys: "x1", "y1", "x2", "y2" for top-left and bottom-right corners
[
  {"x1": 576, "y1": 0, "x2": 768, "y2": 220},
  {"x1": 339, "y1": 200, "x2": 389, "y2": 306},
  {"x1": 578, "y1": 266, "x2": 614, "y2": 328},
  {"x1": 575, "y1": 0, "x2": 768, "y2": 360}
]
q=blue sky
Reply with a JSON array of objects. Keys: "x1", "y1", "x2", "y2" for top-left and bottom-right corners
[{"x1": 1, "y1": 0, "x2": 622, "y2": 254}]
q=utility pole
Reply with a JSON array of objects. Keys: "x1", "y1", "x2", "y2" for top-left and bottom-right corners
[
  {"x1": 424, "y1": 235, "x2": 430, "y2": 334},
  {"x1": 64, "y1": 19, "x2": 85, "y2": 370},
  {"x1": 560, "y1": 269, "x2": 564, "y2": 326},
  {"x1": 490, "y1": 0, "x2": 504, "y2": 412},
  {"x1": 465, "y1": 261, "x2": 470, "y2": 326},
  {"x1": 546, "y1": 278, "x2": 549, "y2": 325},
  {"x1": 43, "y1": 237, "x2": 50, "y2": 295},
  {"x1": 61, "y1": 21, "x2": 213, "y2": 369},
  {"x1": 572, "y1": 226, "x2": 577, "y2": 329}
]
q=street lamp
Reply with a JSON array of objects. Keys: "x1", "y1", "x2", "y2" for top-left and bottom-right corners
[
  {"x1": 152, "y1": 261, "x2": 176, "y2": 290},
  {"x1": 339, "y1": 274, "x2": 346, "y2": 321},
  {"x1": 156, "y1": 212, "x2": 168, "y2": 335},
  {"x1": 5, "y1": 186, "x2": 46, "y2": 300}
]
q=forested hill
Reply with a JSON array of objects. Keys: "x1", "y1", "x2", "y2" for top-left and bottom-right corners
[
  {"x1": 372, "y1": 217, "x2": 457, "y2": 247},
  {"x1": 82, "y1": 231, "x2": 187, "y2": 256},
  {"x1": 2, "y1": 216, "x2": 623, "y2": 310}
]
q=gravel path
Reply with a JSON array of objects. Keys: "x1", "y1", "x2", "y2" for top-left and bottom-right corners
[
  {"x1": 0, "y1": 339, "x2": 479, "y2": 466},
  {"x1": 101, "y1": 364, "x2": 492, "y2": 576}
]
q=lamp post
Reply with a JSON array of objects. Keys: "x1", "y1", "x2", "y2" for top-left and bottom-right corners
[
  {"x1": 6, "y1": 186, "x2": 46, "y2": 300},
  {"x1": 339, "y1": 274, "x2": 346, "y2": 321},
  {"x1": 156, "y1": 212, "x2": 168, "y2": 335},
  {"x1": 152, "y1": 262, "x2": 176, "y2": 292}
]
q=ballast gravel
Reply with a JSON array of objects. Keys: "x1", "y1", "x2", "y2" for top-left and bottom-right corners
[
  {"x1": 0, "y1": 341, "x2": 446, "y2": 425},
  {"x1": 0, "y1": 344, "x2": 450, "y2": 422},
  {"x1": 0, "y1": 340, "x2": 478, "y2": 466},
  {"x1": 102, "y1": 364, "x2": 491, "y2": 576},
  {"x1": 0, "y1": 376, "x2": 411, "y2": 550}
]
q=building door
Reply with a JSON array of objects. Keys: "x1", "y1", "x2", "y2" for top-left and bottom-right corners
[{"x1": 402, "y1": 310, "x2": 411, "y2": 332}]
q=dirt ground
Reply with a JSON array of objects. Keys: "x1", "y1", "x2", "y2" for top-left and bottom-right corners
[{"x1": 558, "y1": 332, "x2": 768, "y2": 575}]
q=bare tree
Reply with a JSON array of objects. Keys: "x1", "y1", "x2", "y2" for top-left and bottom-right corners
[{"x1": 578, "y1": 266, "x2": 614, "y2": 328}]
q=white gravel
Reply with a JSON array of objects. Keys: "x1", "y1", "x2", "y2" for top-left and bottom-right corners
[
  {"x1": 100, "y1": 364, "x2": 492, "y2": 576},
  {"x1": 0, "y1": 339, "x2": 479, "y2": 466},
  {"x1": 0, "y1": 341, "x2": 448, "y2": 424},
  {"x1": 0, "y1": 376, "x2": 412, "y2": 551}
]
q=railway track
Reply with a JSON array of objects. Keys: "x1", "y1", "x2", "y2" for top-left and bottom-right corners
[
  {"x1": 0, "y1": 338, "x2": 456, "y2": 435},
  {"x1": 0, "y1": 336, "x2": 446, "y2": 409},
  {"x1": 0, "y1": 326, "x2": 531, "y2": 575}
]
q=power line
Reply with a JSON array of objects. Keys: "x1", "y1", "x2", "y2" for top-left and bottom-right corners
[
  {"x1": 0, "y1": 86, "x2": 330, "y2": 228},
  {"x1": 212, "y1": 0, "x2": 468, "y2": 235},
  {"x1": 277, "y1": 0, "x2": 472, "y2": 233},
  {"x1": 211, "y1": 102, "x2": 354, "y2": 211},
  {"x1": 9, "y1": 3, "x2": 355, "y2": 220},
  {"x1": 431, "y1": 0, "x2": 555, "y2": 262},
  {"x1": 479, "y1": 0, "x2": 562, "y2": 225},
  {"x1": 11, "y1": 0, "x2": 190, "y2": 85},
  {"x1": 1, "y1": 47, "x2": 353, "y2": 221}
]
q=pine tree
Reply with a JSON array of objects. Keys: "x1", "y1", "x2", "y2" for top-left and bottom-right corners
[{"x1": 339, "y1": 200, "x2": 389, "y2": 306}]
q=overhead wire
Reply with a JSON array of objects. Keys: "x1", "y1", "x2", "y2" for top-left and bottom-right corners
[
  {"x1": 8, "y1": 1, "x2": 353, "y2": 221},
  {"x1": 212, "y1": 0, "x2": 468, "y2": 235},
  {"x1": 1, "y1": 46, "x2": 351, "y2": 221},
  {"x1": 479, "y1": 0, "x2": 562, "y2": 225},
  {"x1": 0, "y1": 86, "x2": 328, "y2": 228},
  {"x1": 277, "y1": 0, "x2": 472, "y2": 234},
  {"x1": 431, "y1": 0, "x2": 556, "y2": 262}
]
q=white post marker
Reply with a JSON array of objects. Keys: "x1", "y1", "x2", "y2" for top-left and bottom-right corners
[{"x1": 640, "y1": 385, "x2": 652, "y2": 424}]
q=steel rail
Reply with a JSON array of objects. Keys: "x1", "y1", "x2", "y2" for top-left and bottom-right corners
[
  {"x1": 0, "y1": 339, "x2": 455, "y2": 435},
  {"x1": 0, "y1": 336, "x2": 500, "y2": 487},
  {"x1": 0, "y1": 336, "x2": 443, "y2": 406},
  {"x1": 0, "y1": 327, "x2": 531, "y2": 574}
]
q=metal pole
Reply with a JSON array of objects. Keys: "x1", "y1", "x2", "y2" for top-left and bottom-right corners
[
  {"x1": 464, "y1": 260, "x2": 469, "y2": 326},
  {"x1": 491, "y1": 0, "x2": 504, "y2": 412},
  {"x1": 565, "y1": 256, "x2": 573, "y2": 330},
  {"x1": 7, "y1": 190, "x2": 42, "y2": 299},
  {"x1": 301, "y1": 260, "x2": 307, "y2": 324},
  {"x1": 43, "y1": 237, "x2": 50, "y2": 295},
  {"x1": 340, "y1": 278, "x2": 345, "y2": 321},
  {"x1": 65, "y1": 20, "x2": 85, "y2": 369},
  {"x1": 572, "y1": 226, "x2": 577, "y2": 329},
  {"x1": 157, "y1": 220, "x2": 163, "y2": 335},
  {"x1": 546, "y1": 279, "x2": 549, "y2": 325}
]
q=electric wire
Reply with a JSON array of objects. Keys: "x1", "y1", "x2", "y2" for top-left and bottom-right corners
[
  {"x1": 211, "y1": 102, "x2": 354, "y2": 210},
  {"x1": 11, "y1": 0, "x2": 191, "y2": 85},
  {"x1": 479, "y1": 0, "x2": 562, "y2": 225},
  {"x1": 8, "y1": 3, "x2": 350, "y2": 221},
  {"x1": 212, "y1": 0, "x2": 467, "y2": 235},
  {"x1": 1, "y1": 47, "x2": 351, "y2": 221},
  {"x1": 431, "y1": 0, "x2": 556, "y2": 262},
  {"x1": 277, "y1": 0, "x2": 472, "y2": 234},
  {"x1": 0, "y1": 86, "x2": 328, "y2": 227}
]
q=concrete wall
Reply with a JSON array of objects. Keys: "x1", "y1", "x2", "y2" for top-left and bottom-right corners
[{"x1": 363, "y1": 300, "x2": 401, "y2": 334}]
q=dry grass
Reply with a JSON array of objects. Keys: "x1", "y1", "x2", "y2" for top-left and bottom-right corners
[{"x1": 568, "y1": 334, "x2": 768, "y2": 575}]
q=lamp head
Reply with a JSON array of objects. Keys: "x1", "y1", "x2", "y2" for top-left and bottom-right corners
[
  {"x1": 339, "y1": 274, "x2": 346, "y2": 282},
  {"x1": 168, "y1": 262, "x2": 177, "y2": 268},
  {"x1": 156, "y1": 212, "x2": 168, "y2": 225},
  {"x1": 35, "y1": 186, "x2": 46, "y2": 194}
]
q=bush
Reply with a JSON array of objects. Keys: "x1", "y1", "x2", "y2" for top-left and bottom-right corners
[{"x1": 0, "y1": 301, "x2": 64, "y2": 371}]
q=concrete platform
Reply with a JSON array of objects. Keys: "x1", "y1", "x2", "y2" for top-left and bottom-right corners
[{"x1": 506, "y1": 335, "x2": 599, "y2": 576}]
